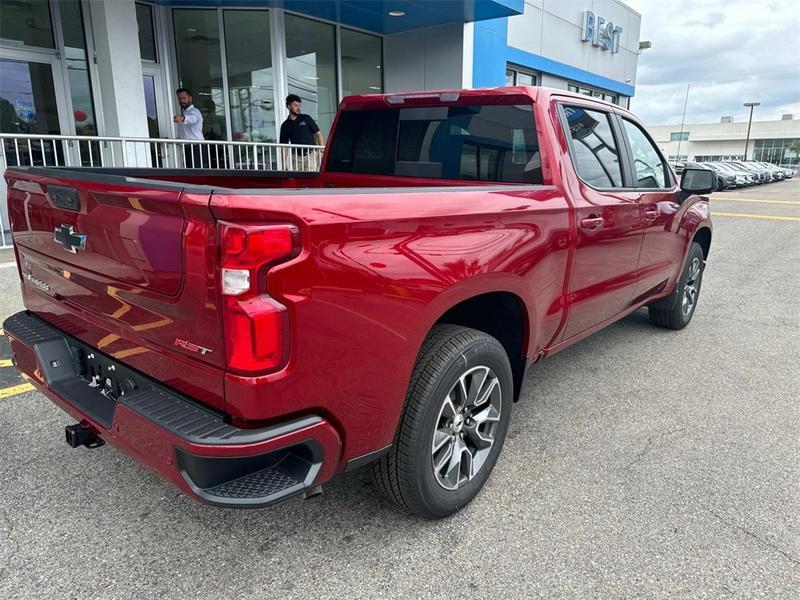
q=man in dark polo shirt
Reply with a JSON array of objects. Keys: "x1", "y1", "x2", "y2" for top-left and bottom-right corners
[{"x1": 279, "y1": 94, "x2": 324, "y2": 170}]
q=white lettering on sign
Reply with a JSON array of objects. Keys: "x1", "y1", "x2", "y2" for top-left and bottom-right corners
[{"x1": 581, "y1": 10, "x2": 623, "y2": 54}]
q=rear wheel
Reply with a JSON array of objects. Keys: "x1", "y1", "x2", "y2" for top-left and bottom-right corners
[
  {"x1": 371, "y1": 325, "x2": 513, "y2": 519},
  {"x1": 648, "y1": 241, "x2": 705, "y2": 330}
]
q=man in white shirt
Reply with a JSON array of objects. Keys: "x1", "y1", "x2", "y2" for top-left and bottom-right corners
[{"x1": 173, "y1": 88, "x2": 204, "y2": 168}]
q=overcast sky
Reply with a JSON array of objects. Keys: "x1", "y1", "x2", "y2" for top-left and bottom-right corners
[{"x1": 625, "y1": 0, "x2": 800, "y2": 126}]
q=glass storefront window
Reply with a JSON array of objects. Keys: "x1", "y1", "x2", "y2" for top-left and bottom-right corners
[
  {"x1": 285, "y1": 14, "x2": 337, "y2": 138},
  {"x1": 341, "y1": 28, "x2": 382, "y2": 96},
  {"x1": 0, "y1": 0, "x2": 54, "y2": 49},
  {"x1": 516, "y1": 72, "x2": 534, "y2": 86},
  {"x1": 137, "y1": 3, "x2": 157, "y2": 62},
  {"x1": 58, "y1": 0, "x2": 97, "y2": 137},
  {"x1": 0, "y1": 58, "x2": 63, "y2": 166},
  {"x1": 754, "y1": 138, "x2": 800, "y2": 166},
  {"x1": 0, "y1": 59, "x2": 59, "y2": 134},
  {"x1": 173, "y1": 9, "x2": 227, "y2": 140},
  {"x1": 568, "y1": 82, "x2": 619, "y2": 105},
  {"x1": 224, "y1": 10, "x2": 275, "y2": 142},
  {"x1": 506, "y1": 65, "x2": 536, "y2": 86}
]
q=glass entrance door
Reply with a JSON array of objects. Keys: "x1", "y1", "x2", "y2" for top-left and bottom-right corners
[
  {"x1": 141, "y1": 67, "x2": 171, "y2": 167},
  {"x1": 143, "y1": 73, "x2": 162, "y2": 139}
]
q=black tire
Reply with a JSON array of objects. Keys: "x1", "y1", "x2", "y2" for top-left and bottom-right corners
[
  {"x1": 648, "y1": 242, "x2": 705, "y2": 330},
  {"x1": 371, "y1": 325, "x2": 513, "y2": 519}
]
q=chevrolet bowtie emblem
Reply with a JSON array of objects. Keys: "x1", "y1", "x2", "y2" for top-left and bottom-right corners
[{"x1": 54, "y1": 224, "x2": 87, "y2": 254}]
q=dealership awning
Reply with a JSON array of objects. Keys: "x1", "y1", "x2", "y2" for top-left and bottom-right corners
[{"x1": 154, "y1": 0, "x2": 524, "y2": 34}]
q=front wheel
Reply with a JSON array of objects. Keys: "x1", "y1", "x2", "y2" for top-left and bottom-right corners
[
  {"x1": 371, "y1": 325, "x2": 513, "y2": 519},
  {"x1": 648, "y1": 241, "x2": 706, "y2": 330}
]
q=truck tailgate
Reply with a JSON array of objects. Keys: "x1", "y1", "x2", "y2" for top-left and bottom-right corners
[{"x1": 4, "y1": 168, "x2": 227, "y2": 411}]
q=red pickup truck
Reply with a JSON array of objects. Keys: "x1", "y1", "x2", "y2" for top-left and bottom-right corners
[{"x1": 3, "y1": 87, "x2": 714, "y2": 518}]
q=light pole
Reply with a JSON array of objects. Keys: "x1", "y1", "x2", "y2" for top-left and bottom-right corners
[
  {"x1": 675, "y1": 83, "x2": 690, "y2": 167},
  {"x1": 743, "y1": 101, "x2": 760, "y2": 160}
]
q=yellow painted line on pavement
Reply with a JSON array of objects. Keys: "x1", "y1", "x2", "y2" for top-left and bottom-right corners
[
  {"x1": 0, "y1": 383, "x2": 35, "y2": 399},
  {"x1": 0, "y1": 359, "x2": 13, "y2": 368},
  {"x1": 715, "y1": 197, "x2": 800, "y2": 205},
  {"x1": 713, "y1": 211, "x2": 800, "y2": 222}
]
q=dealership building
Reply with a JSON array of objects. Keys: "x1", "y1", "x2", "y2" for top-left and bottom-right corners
[
  {"x1": 649, "y1": 116, "x2": 800, "y2": 167},
  {"x1": 0, "y1": 0, "x2": 642, "y2": 145}
]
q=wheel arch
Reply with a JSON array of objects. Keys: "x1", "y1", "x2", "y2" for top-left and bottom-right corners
[
  {"x1": 430, "y1": 290, "x2": 530, "y2": 402},
  {"x1": 692, "y1": 226, "x2": 712, "y2": 259}
]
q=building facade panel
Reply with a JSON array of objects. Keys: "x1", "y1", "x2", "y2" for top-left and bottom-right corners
[{"x1": 480, "y1": 0, "x2": 639, "y2": 101}]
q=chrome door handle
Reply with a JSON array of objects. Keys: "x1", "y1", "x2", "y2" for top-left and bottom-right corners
[
  {"x1": 644, "y1": 209, "x2": 660, "y2": 221},
  {"x1": 579, "y1": 216, "x2": 604, "y2": 230}
]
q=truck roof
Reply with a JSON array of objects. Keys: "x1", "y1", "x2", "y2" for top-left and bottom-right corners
[{"x1": 339, "y1": 85, "x2": 632, "y2": 115}]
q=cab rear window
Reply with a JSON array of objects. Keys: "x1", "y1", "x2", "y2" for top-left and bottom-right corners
[{"x1": 328, "y1": 103, "x2": 542, "y2": 184}]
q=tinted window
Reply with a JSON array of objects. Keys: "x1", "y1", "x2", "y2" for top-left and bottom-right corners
[
  {"x1": 136, "y1": 3, "x2": 157, "y2": 62},
  {"x1": 622, "y1": 119, "x2": 668, "y2": 188},
  {"x1": 328, "y1": 103, "x2": 542, "y2": 183},
  {"x1": 562, "y1": 106, "x2": 623, "y2": 187},
  {"x1": 341, "y1": 28, "x2": 383, "y2": 96},
  {"x1": 285, "y1": 14, "x2": 337, "y2": 138},
  {"x1": 173, "y1": 9, "x2": 228, "y2": 140},
  {"x1": 0, "y1": 0, "x2": 54, "y2": 48},
  {"x1": 224, "y1": 10, "x2": 275, "y2": 142}
]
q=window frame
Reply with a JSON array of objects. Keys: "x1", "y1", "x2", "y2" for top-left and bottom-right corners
[{"x1": 556, "y1": 100, "x2": 634, "y2": 191}]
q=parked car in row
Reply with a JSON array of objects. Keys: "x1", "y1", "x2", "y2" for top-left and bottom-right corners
[
  {"x1": 685, "y1": 160, "x2": 794, "y2": 189},
  {"x1": 710, "y1": 162, "x2": 758, "y2": 189},
  {"x1": 681, "y1": 161, "x2": 744, "y2": 191},
  {"x1": 754, "y1": 161, "x2": 793, "y2": 180}
]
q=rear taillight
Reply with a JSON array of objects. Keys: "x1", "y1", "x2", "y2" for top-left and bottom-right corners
[{"x1": 219, "y1": 222, "x2": 300, "y2": 373}]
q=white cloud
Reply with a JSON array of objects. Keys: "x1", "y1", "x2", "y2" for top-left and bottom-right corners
[{"x1": 625, "y1": 0, "x2": 800, "y2": 125}]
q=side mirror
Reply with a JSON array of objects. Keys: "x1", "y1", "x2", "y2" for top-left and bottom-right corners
[{"x1": 679, "y1": 167, "x2": 715, "y2": 202}]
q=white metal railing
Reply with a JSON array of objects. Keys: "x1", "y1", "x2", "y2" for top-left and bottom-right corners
[{"x1": 0, "y1": 133, "x2": 324, "y2": 249}]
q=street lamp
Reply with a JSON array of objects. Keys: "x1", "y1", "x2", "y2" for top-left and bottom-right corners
[{"x1": 743, "y1": 101, "x2": 760, "y2": 160}]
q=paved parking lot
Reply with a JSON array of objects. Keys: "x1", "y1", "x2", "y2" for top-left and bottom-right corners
[{"x1": 1, "y1": 179, "x2": 798, "y2": 598}]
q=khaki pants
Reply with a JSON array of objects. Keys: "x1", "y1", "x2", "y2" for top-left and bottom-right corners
[{"x1": 284, "y1": 149, "x2": 320, "y2": 172}]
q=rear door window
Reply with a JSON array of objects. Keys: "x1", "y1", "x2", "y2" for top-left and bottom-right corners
[
  {"x1": 561, "y1": 106, "x2": 624, "y2": 188},
  {"x1": 328, "y1": 103, "x2": 542, "y2": 183}
]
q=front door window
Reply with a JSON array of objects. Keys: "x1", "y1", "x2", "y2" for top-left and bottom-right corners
[{"x1": 621, "y1": 119, "x2": 668, "y2": 188}]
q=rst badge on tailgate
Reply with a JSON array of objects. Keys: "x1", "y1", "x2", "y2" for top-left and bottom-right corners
[{"x1": 174, "y1": 338, "x2": 213, "y2": 356}]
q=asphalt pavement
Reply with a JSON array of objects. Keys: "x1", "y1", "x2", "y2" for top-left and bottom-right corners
[{"x1": 0, "y1": 179, "x2": 798, "y2": 598}]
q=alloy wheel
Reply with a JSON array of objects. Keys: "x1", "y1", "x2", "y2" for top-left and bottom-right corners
[
  {"x1": 431, "y1": 366, "x2": 502, "y2": 491},
  {"x1": 682, "y1": 256, "x2": 702, "y2": 317}
]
